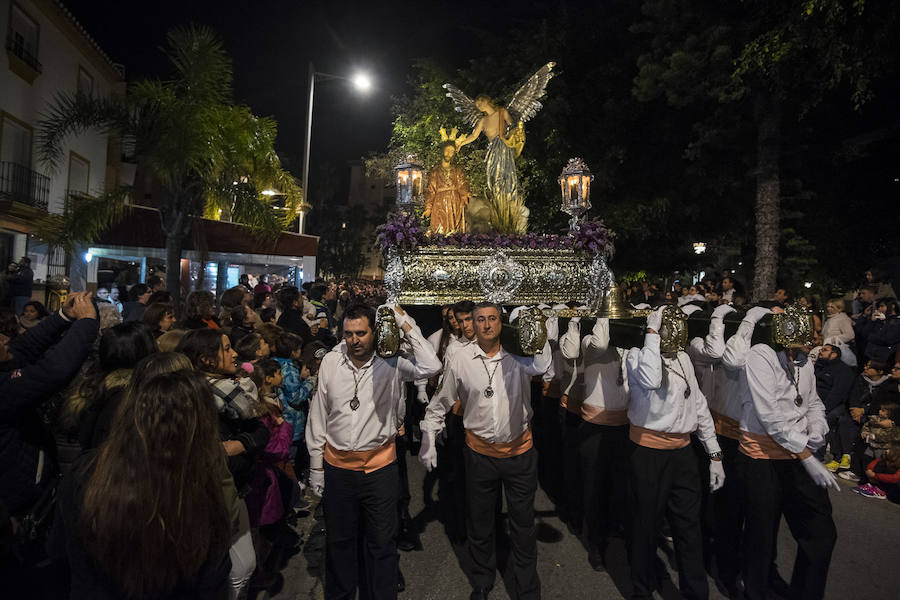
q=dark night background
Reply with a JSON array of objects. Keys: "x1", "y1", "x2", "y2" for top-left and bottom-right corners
[
  {"x1": 63, "y1": 0, "x2": 900, "y2": 289},
  {"x1": 66, "y1": 0, "x2": 554, "y2": 196}
]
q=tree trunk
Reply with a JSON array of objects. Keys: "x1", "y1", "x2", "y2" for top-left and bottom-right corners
[
  {"x1": 159, "y1": 199, "x2": 191, "y2": 310},
  {"x1": 750, "y1": 90, "x2": 782, "y2": 302}
]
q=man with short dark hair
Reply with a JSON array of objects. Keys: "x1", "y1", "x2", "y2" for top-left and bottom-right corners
[
  {"x1": 307, "y1": 303, "x2": 440, "y2": 600},
  {"x1": 146, "y1": 274, "x2": 166, "y2": 293},
  {"x1": 122, "y1": 284, "x2": 151, "y2": 322},
  {"x1": 773, "y1": 287, "x2": 793, "y2": 307},
  {"x1": 815, "y1": 343, "x2": 856, "y2": 472},
  {"x1": 421, "y1": 303, "x2": 551, "y2": 600}
]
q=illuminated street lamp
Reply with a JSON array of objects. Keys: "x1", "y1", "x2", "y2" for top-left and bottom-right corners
[
  {"x1": 559, "y1": 158, "x2": 593, "y2": 231},
  {"x1": 693, "y1": 242, "x2": 707, "y2": 255},
  {"x1": 301, "y1": 63, "x2": 372, "y2": 234},
  {"x1": 394, "y1": 155, "x2": 424, "y2": 211}
]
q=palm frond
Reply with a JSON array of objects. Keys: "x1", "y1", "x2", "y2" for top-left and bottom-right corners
[
  {"x1": 164, "y1": 25, "x2": 232, "y2": 104},
  {"x1": 33, "y1": 189, "x2": 132, "y2": 254},
  {"x1": 36, "y1": 92, "x2": 131, "y2": 172}
]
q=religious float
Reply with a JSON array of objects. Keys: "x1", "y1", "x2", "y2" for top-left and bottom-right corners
[{"x1": 374, "y1": 62, "x2": 814, "y2": 355}]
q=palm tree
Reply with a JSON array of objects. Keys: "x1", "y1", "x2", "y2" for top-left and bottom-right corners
[{"x1": 36, "y1": 25, "x2": 301, "y2": 305}]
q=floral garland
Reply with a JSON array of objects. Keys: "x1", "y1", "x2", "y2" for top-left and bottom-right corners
[{"x1": 375, "y1": 212, "x2": 614, "y2": 256}]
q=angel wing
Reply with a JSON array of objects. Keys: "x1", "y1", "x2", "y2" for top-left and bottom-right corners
[
  {"x1": 505, "y1": 62, "x2": 556, "y2": 124},
  {"x1": 442, "y1": 84, "x2": 482, "y2": 129}
]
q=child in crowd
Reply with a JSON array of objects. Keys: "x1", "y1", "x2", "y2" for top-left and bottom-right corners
[
  {"x1": 842, "y1": 360, "x2": 893, "y2": 482},
  {"x1": 853, "y1": 440, "x2": 900, "y2": 501},
  {"x1": 860, "y1": 403, "x2": 900, "y2": 457},
  {"x1": 245, "y1": 359, "x2": 295, "y2": 527},
  {"x1": 271, "y1": 333, "x2": 313, "y2": 483},
  {"x1": 235, "y1": 332, "x2": 271, "y2": 372}
]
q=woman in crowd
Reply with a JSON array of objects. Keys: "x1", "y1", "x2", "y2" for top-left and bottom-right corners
[
  {"x1": 141, "y1": 302, "x2": 177, "y2": 338},
  {"x1": 228, "y1": 304, "x2": 256, "y2": 346},
  {"x1": 51, "y1": 370, "x2": 232, "y2": 599},
  {"x1": 182, "y1": 291, "x2": 219, "y2": 330},
  {"x1": 18, "y1": 300, "x2": 48, "y2": 332},
  {"x1": 66, "y1": 321, "x2": 157, "y2": 451},
  {"x1": 177, "y1": 328, "x2": 269, "y2": 598},
  {"x1": 823, "y1": 298, "x2": 856, "y2": 344}
]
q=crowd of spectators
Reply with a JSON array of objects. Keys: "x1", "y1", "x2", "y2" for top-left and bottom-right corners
[{"x1": 0, "y1": 273, "x2": 385, "y2": 599}]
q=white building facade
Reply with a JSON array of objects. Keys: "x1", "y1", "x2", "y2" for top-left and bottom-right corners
[{"x1": 1, "y1": 0, "x2": 123, "y2": 286}]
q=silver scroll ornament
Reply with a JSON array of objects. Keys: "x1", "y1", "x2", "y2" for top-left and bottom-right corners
[
  {"x1": 384, "y1": 249, "x2": 404, "y2": 304},
  {"x1": 477, "y1": 251, "x2": 525, "y2": 304},
  {"x1": 585, "y1": 254, "x2": 614, "y2": 311},
  {"x1": 375, "y1": 306, "x2": 401, "y2": 358}
]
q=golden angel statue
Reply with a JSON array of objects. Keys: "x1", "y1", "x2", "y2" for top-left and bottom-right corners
[{"x1": 443, "y1": 62, "x2": 555, "y2": 234}]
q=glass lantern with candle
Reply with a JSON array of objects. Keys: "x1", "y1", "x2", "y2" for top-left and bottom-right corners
[
  {"x1": 559, "y1": 158, "x2": 594, "y2": 232},
  {"x1": 394, "y1": 155, "x2": 425, "y2": 212}
]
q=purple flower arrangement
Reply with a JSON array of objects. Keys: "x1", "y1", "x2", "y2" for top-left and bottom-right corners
[{"x1": 376, "y1": 212, "x2": 614, "y2": 256}]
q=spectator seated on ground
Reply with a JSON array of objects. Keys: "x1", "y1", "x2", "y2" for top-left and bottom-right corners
[{"x1": 855, "y1": 440, "x2": 900, "y2": 502}]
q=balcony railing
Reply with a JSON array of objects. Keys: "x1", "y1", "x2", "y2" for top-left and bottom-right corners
[{"x1": 0, "y1": 161, "x2": 50, "y2": 210}]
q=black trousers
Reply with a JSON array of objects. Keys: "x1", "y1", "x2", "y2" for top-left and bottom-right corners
[
  {"x1": 711, "y1": 435, "x2": 743, "y2": 588},
  {"x1": 395, "y1": 436, "x2": 411, "y2": 519},
  {"x1": 324, "y1": 461, "x2": 399, "y2": 600},
  {"x1": 629, "y1": 443, "x2": 708, "y2": 600},
  {"x1": 823, "y1": 407, "x2": 856, "y2": 459},
  {"x1": 579, "y1": 421, "x2": 630, "y2": 548},
  {"x1": 737, "y1": 453, "x2": 837, "y2": 600},
  {"x1": 465, "y1": 446, "x2": 540, "y2": 599},
  {"x1": 438, "y1": 412, "x2": 467, "y2": 539},
  {"x1": 560, "y1": 409, "x2": 584, "y2": 524}
]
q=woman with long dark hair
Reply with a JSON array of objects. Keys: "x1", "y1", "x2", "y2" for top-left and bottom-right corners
[
  {"x1": 52, "y1": 370, "x2": 231, "y2": 599},
  {"x1": 177, "y1": 328, "x2": 269, "y2": 598},
  {"x1": 62, "y1": 321, "x2": 157, "y2": 452}
]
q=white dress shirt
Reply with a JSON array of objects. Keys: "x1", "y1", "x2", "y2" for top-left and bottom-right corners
[
  {"x1": 719, "y1": 307, "x2": 771, "y2": 423},
  {"x1": 686, "y1": 310, "x2": 730, "y2": 413},
  {"x1": 422, "y1": 340, "x2": 551, "y2": 444},
  {"x1": 307, "y1": 325, "x2": 441, "y2": 470},
  {"x1": 742, "y1": 344, "x2": 828, "y2": 455},
  {"x1": 560, "y1": 318, "x2": 629, "y2": 413},
  {"x1": 625, "y1": 334, "x2": 720, "y2": 453}
]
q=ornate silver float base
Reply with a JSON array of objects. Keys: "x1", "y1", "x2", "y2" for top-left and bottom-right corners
[{"x1": 385, "y1": 246, "x2": 607, "y2": 306}]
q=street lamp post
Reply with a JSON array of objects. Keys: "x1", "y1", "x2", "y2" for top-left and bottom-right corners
[{"x1": 300, "y1": 62, "x2": 371, "y2": 234}]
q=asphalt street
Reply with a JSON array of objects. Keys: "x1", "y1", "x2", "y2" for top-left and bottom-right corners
[{"x1": 270, "y1": 454, "x2": 900, "y2": 600}]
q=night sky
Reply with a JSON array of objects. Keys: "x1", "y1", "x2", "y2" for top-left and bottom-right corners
[{"x1": 66, "y1": 0, "x2": 559, "y2": 187}]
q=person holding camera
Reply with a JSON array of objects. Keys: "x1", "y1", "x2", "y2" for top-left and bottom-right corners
[
  {"x1": 7, "y1": 257, "x2": 34, "y2": 315},
  {"x1": 0, "y1": 292, "x2": 98, "y2": 588}
]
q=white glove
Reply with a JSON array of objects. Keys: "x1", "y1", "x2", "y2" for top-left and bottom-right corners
[
  {"x1": 545, "y1": 316, "x2": 559, "y2": 342},
  {"x1": 646, "y1": 306, "x2": 665, "y2": 332},
  {"x1": 392, "y1": 304, "x2": 415, "y2": 329},
  {"x1": 416, "y1": 387, "x2": 430, "y2": 405},
  {"x1": 709, "y1": 460, "x2": 726, "y2": 492},
  {"x1": 800, "y1": 455, "x2": 840, "y2": 492},
  {"x1": 743, "y1": 306, "x2": 772, "y2": 325},
  {"x1": 418, "y1": 430, "x2": 438, "y2": 471},
  {"x1": 509, "y1": 305, "x2": 528, "y2": 323},
  {"x1": 712, "y1": 304, "x2": 735, "y2": 319},
  {"x1": 309, "y1": 468, "x2": 325, "y2": 497}
]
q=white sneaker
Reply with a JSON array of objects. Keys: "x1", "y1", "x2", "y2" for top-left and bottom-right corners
[{"x1": 838, "y1": 471, "x2": 860, "y2": 482}]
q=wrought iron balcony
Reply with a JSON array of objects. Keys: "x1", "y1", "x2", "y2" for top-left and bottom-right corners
[{"x1": 0, "y1": 161, "x2": 50, "y2": 210}]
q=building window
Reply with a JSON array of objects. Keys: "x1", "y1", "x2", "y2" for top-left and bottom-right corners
[
  {"x1": 6, "y1": 3, "x2": 41, "y2": 78},
  {"x1": 77, "y1": 66, "x2": 94, "y2": 96},
  {"x1": 0, "y1": 114, "x2": 33, "y2": 167},
  {"x1": 67, "y1": 152, "x2": 91, "y2": 196}
]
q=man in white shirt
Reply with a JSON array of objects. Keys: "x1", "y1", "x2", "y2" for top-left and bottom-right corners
[
  {"x1": 560, "y1": 316, "x2": 630, "y2": 572},
  {"x1": 738, "y1": 312, "x2": 838, "y2": 600},
  {"x1": 420, "y1": 302, "x2": 551, "y2": 600},
  {"x1": 626, "y1": 305, "x2": 725, "y2": 600},
  {"x1": 306, "y1": 303, "x2": 441, "y2": 600}
]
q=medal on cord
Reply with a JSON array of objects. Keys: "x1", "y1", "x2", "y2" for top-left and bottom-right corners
[
  {"x1": 666, "y1": 356, "x2": 692, "y2": 399},
  {"x1": 348, "y1": 363, "x2": 368, "y2": 411},
  {"x1": 479, "y1": 356, "x2": 501, "y2": 398},
  {"x1": 790, "y1": 365, "x2": 803, "y2": 407}
]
